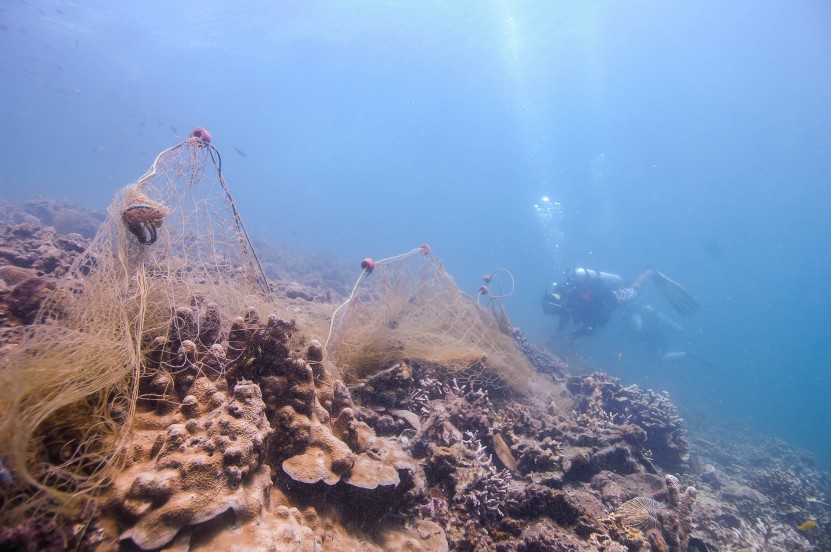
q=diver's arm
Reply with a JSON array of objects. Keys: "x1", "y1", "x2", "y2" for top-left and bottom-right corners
[{"x1": 632, "y1": 268, "x2": 656, "y2": 290}]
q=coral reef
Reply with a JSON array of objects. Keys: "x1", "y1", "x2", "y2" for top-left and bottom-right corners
[
  {"x1": 0, "y1": 225, "x2": 87, "y2": 327},
  {"x1": 0, "y1": 198, "x2": 829, "y2": 552},
  {"x1": 567, "y1": 372, "x2": 689, "y2": 471},
  {"x1": 253, "y1": 238, "x2": 355, "y2": 301},
  {"x1": 511, "y1": 327, "x2": 569, "y2": 381},
  {"x1": 685, "y1": 428, "x2": 829, "y2": 551},
  {"x1": 0, "y1": 197, "x2": 105, "y2": 239}
]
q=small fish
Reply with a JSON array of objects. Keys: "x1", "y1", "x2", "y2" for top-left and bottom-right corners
[
  {"x1": 92, "y1": 146, "x2": 104, "y2": 153},
  {"x1": 233, "y1": 147, "x2": 247, "y2": 158},
  {"x1": 796, "y1": 520, "x2": 817, "y2": 532},
  {"x1": 170, "y1": 125, "x2": 179, "y2": 137},
  {"x1": 617, "y1": 352, "x2": 623, "y2": 361}
]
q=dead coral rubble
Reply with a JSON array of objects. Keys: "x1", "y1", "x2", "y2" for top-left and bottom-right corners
[
  {"x1": 686, "y1": 431, "x2": 829, "y2": 551},
  {"x1": 345, "y1": 362, "x2": 669, "y2": 550}
]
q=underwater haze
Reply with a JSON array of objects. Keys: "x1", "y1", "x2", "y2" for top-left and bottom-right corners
[{"x1": 2, "y1": 1, "x2": 830, "y2": 466}]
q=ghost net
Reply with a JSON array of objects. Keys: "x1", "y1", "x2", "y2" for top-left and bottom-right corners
[
  {"x1": 0, "y1": 129, "x2": 269, "y2": 524},
  {"x1": 325, "y1": 245, "x2": 549, "y2": 394}
]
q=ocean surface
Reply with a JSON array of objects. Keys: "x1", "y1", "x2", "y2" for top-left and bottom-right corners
[{"x1": 1, "y1": 1, "x2": 829, "y2": 466}]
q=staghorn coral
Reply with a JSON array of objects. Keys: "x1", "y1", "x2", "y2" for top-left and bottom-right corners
[
  {"x1": 749, "y1": 516, "x2": 813, "y2": 552},
  {"x1": 455, "y1": 431, "x2": 511, "y2": 521}
]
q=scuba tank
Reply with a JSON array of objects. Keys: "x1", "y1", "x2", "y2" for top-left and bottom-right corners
[{"x1": 566, "y1": 267, "x2": 624, "y2": 290}]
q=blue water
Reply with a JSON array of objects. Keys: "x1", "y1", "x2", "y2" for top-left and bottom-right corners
[{"x1": 2, "y1": 1, "x2": 830, "y2": 466}]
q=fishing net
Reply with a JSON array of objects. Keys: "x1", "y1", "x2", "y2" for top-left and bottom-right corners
[
  {"x1": 325, "y1": 245, "x2": 548, "y2": 393},
  {"x1": 0, "y1": 128, "x2": 270, "y2": 522}
]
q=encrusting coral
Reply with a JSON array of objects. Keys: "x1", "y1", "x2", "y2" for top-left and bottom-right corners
[{"x1": 106, "y1": 379, "x2": 273, "y2": 549}]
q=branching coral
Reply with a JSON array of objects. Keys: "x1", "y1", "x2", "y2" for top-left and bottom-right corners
[
  {"x1": 568, "y1": 373, "x2": 689, "y2": 470},
  {"x1": 456, "y1": 431, "x2": 511, "y2": 521}
]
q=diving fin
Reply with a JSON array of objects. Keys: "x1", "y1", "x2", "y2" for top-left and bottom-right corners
[{"x1": 653, "y1": 271, "x2": 699, "y2": 316}]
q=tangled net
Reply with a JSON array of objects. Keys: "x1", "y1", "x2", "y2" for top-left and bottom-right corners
[
  {"x1": 325, "y1": 245, "x2": 549, "y2": 393},
  {"x1": 0, "y1": 128, "x2": 270, "y2": 524}
]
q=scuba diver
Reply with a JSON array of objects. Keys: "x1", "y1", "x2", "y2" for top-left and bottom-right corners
[{"x1": 541, "y1": 267, "x2": 698, "y2": 338}]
